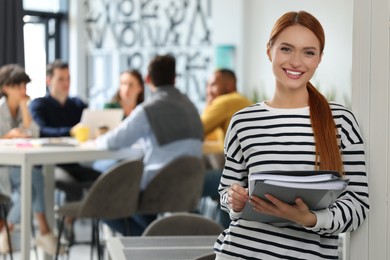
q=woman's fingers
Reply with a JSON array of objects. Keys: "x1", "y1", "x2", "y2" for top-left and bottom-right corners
[{"x1": 227, "y1": 183, "x2": 249, "y2": 211}]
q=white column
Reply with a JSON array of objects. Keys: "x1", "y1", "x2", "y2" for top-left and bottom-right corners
[
  {"x1": 351, "y1": 0, "x2": 390, "y2": 259},
  {"x1": 69, "y1": 0, "x2": 87, "y2": 100}
]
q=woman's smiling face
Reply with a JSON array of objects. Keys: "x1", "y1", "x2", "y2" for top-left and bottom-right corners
[{"x1": 267, "y1": 25, "x2": 322, "y2": 92}]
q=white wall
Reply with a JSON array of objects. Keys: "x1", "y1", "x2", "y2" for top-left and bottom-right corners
[
  {"x1": 212, "y1": 0, "x2": 245, "y2": 92},
  {"x1": 242, "y1": 0, "x2": 353, "y2": 105}
]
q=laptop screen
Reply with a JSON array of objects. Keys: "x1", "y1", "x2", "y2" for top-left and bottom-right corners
[{"x1": 80, "y1": 108, "x2": 124, "y2": 139}]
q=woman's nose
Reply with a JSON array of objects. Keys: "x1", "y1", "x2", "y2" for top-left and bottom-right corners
[{"x1": 289, "y1": 53, "x2": 302, "y2": 68}]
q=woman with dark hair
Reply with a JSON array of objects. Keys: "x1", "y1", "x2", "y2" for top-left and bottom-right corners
[
  {"x1": 0, "y1": 64, "x2": 63, "y2": 255},
  {"x1": 104, "y1": 69, "x2": 144, "y2": 118},
  {"x1": 213, "y1": 11, "x2": 369, "y2": 259},
  {"x1": 93, "y1": 69, "x2": 145, "y2": 173}
]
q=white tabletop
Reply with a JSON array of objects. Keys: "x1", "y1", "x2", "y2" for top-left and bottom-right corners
[
  {"x1": 0, "y1": 138, "x2": 144, "y2": 260},
  {"x1": 107, "y1": 236, "x2": 217, "y2": 260}
]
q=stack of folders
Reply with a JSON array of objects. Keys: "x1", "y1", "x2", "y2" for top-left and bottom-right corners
[{"x1": 241, "y1": 170, "x2": 349, "y2": 223}]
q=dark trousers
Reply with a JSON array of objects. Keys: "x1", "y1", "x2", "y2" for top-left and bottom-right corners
[
  {"x1": 103, "y1": 214, "x2": 157, "y2": 236},
  {"x1": 55, "y1": 163, "x2": 101, "y2": 202}
]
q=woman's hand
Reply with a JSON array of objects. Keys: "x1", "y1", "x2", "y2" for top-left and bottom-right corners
[
  {"x1": 19, "y1": 94, "x2": 32, "y2": 129},
  {"x1": 3, "y1": 128, "x2": 31, "y2": 139},
  {"x1": 227, "y1": 183, "x2": 249, "y2": 212},
  {"x1": 249, "y1": 194, "x2": 317, "y2": 227}
]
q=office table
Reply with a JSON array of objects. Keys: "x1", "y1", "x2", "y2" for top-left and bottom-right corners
[
  {"x1": 0, "y1": 139, "x2": 143, "y2": 260},
  {"x1": 107, "y1": 235, "x2": 217, "y2": 260}
]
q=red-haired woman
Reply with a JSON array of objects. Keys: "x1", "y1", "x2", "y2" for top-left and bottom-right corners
[{"x1": 214, "y1": 11, "x2": 369, "y2": 259}]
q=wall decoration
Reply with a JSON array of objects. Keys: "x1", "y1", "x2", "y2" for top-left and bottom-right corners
[
  {"x1": 84, "y1": 0, "x2": 212, "y2": 110},
  {"x1": 215, "y1": 45, "x2": 235, "y2": 71}
]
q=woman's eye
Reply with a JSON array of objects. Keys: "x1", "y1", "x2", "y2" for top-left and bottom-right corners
[
  {"x1": 305, "y1": 51, "x2": 316, "y2": 56},
  {"x1": 281, "y1": 47, "x2": 291, "y2": 52}
]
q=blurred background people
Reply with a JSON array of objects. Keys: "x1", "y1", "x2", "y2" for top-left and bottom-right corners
[
  {"x1": 0, "y1": 64, "x2": 62, "y2": 255},
  {"x1": 200, "y1": 69, "x2": 252, "y2": 228},
  {"x1": 29, "y1": 60, "x2": 101, "y2": 244},
  {"x1": 201, "y1": 69, "x2": 252, "y2": 140},
  {"x1": 95, "y1": 54, "x2": 204, "y2": 235},
  {"x1": 104, "y1": 69, "x2": 145, "y2": 118},
  {"x1": 92, "y1": 69, "x2": 146, "y2": 173}
]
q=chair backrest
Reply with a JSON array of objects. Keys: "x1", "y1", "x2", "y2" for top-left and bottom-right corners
[
  {"x1": 79, "y1": 159, "x2": 143, "y2": 219},
  {"x1": 138, "y1": 156, "x2": 205, "y2": 214},
  {"x1": 142, "y1": 212, "x2": 224, "y2": 236}
]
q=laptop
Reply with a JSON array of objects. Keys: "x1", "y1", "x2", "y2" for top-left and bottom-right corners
[{"x1": 80, "y1": 108, "x2": 124, "y2": 139}]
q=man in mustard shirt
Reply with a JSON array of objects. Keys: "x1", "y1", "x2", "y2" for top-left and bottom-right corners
[
  {"x1": 200, "y1": 69, "x2": 252, "y2": 227},
  {"x1": 201, "y1": 69, "x2": 252, "y2": 139}
]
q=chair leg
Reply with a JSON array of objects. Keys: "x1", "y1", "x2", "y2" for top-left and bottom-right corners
[
  {"x1": 90, "y1": 220, "x2": 95, "y2": 260},
  {"x1": 124, "y1": 218, "x2": 131, "y2": 236},
  {"x1": 55, "y1": 216, "x2": 65, "y2": 260},
  {"x1": 1, "y1": 206, "x2": 13, "y2": 260},
  {"x1": 94, "y1": 219, "x2": 102, "y2": 260}
]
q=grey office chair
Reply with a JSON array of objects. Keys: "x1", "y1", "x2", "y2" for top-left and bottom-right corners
[
  {"x1": 142, "y1": 212, "x2": 224, "y2": 236},
  {"x1": 54, "y1": 159, "x2": 143, "y2": 260},
  {"x1": 138, "y1": 156, "x2": 205, "y2": 214}
]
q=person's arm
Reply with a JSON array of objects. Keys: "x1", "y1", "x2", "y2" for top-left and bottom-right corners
[
  {"x1": 19, "y1": 95, "x2": 31, "y2": 129},
  {"x1": 218, "y1": 113, "x2": 249, "y2": 220},
  {"x1": 95, "y1": 105, "x2": 149, "y2": 150}
]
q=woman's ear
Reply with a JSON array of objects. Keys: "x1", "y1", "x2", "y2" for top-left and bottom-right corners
[{"x1": 266, "y1": 47, "x2": 272, "y2": 62}]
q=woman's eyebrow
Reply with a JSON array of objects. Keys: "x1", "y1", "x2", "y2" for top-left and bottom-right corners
[{"x1": 280, "y1": 42, "x2": 318, "y2": 51}]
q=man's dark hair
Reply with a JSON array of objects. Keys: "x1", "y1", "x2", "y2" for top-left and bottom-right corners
[
  {"x1": 216, "y1": 68, "x2": 237, "y2": 86},
  {"x1": 47, "y1": 60, "x2": 69, "y2": 77},
  {"x1": 0, "y1": 64, "x2": 31, "y2": 88},
  {"x1": 147, "y1": 55, "x2": 176, "y2": 86}
]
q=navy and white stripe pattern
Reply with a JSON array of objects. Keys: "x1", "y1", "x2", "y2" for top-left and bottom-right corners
[{"x1": 214, "y1": 102, "x2": 369, "y2": 259}]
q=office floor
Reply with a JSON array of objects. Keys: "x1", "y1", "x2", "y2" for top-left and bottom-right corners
[
  {"x1": 8, "y1": 219, "x2": 106, "y2": 260},
  {"x1": 6, "y1": 206, "x2": 345, "y2": 259}
]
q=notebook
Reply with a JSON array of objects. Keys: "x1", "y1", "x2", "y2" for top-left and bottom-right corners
[
  {"x1": 80, "y1": 109, "x2": 124, "y2": 139},
  {"x1": 241, "y1": 170, "x2": 348, "y2": 223}
]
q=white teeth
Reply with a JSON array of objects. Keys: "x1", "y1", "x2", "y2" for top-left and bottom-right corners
[{"x1": 286, "y1": 70, "x2": 302, "y2": 75}]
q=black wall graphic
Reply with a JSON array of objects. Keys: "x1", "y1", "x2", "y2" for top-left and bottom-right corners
[{"x1": 84, "y1": 0, "x2": 213, "y2": 110}]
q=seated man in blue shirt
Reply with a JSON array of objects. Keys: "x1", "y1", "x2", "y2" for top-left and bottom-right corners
[
  {"x1": 95, "y1": 54, "x2": 204, "y2": 235},
  {"x1": 29, "y1": 60, "x2": 101, "y2": 243}
]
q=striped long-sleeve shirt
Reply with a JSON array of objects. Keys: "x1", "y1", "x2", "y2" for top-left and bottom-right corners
[{"x1": 214, "y1": 102, "x2": 369, "y2": 260}]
